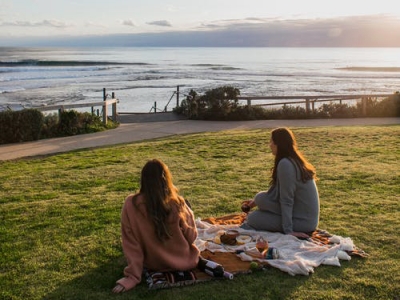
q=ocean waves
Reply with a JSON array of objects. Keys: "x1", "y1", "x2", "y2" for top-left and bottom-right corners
[
  {"x1": 1, "y1": 47, "x2": 399, "y2": 112},
  {"x1": 336, "y1": 67, "x2": 400, "y2": 72},
  {"x1": 0, "y1": 59, "x2": 152, "y2": 67}
]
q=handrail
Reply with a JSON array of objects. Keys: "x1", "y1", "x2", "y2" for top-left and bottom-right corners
[
  {"x1": 237, "y1": 93, "x2": 394, "y2": 101},
  {"x1": 236, "y1": 93, "x2": 397, "y2": 116},
  {"x1": 151, "y1": 90, "x2": 396, "y2": 114},
  {"x1": 33, "y1": 99, "x2": 118, "y2": 111},
  {"x1": 33, "y1": 98, "x2": 118, "y2": 125},
  {"x1": 164, "y1": 91, "x2": 177, "y2": 112}
]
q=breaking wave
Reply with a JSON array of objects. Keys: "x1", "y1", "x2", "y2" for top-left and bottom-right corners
[{"x1": 0, "y1": 60, "x2": 152, "y2": 67}]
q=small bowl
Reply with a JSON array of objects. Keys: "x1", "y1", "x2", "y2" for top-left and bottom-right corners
[
  {"x1": 226, "y1": 229, "x2": 239, "y2": 238},
  {"x1": 236, "y1": 234, "x2": 253, "y2": 245}
]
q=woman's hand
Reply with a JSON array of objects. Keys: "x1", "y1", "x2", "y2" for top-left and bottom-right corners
[
  {"x1": 112, "y1": 284, "x2": 126, "y2": 293},
  {"x1": 241, "y1": 199, "x2": 256, "y2": 213}
]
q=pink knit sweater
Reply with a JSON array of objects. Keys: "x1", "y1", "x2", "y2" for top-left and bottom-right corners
[{"x1": 116, "y1": 194, "x2": 200, "y2": 291}]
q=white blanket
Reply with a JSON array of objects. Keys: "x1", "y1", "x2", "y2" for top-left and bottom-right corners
[{"x1": 195, "y1": 218, "x2": 353, "y2": 276}]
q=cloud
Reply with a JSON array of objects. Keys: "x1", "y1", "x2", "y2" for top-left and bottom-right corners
[
  {"x1": 167, "y1": 5, "x2": 179, "y2": 13},
  {"x1": 121, "y1": 19, "x2": 136, "y2": 27},
  {"x1": 328, "y1": 27, "x2": 342, "y2": 37},
  {"x1": 146, "y1": 20, "x2": 172, "y2": 27},
  {"x1": 0, "y1": 19, "x2": 70, "y2": 28},
  {"x1": 191, "y1": 14, "x2": 400, "y2": 47},
  {"x1": 2, "y1": 14, "x2": 400, "y2": 47},
  {"x1": 84, "y1": 21, "x2": 107, "y2": 28}
]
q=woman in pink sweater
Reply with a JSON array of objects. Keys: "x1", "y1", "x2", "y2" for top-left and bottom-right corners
[{"x1": 112, "y1": 159, "x2": 200, "y2": 293}]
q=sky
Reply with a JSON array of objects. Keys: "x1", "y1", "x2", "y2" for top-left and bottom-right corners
[{"x1": 1, "y1": 0, "x2": 400, "y2": 46}]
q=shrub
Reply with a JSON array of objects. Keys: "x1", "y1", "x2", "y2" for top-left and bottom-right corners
[
  {"x1": 0, "y1": 109, "x2": 43, "y2": 144},
  {"x1": 0, "y1": 110, "x2": 14, "y2": 144},
  {"x1": 318, "y1": 103, "x2": 358, "y2": 118},
  {"x1": 357, "y1": 94, "x2": 400, "y2": 117},
  {"x1": 174, "y1": 88, "x2": 400, "y2": 120},
  {"x1": 57, "y1": 110, "x2": 115, "y2": 137},
  {"x1": 175, "y1": 86, "x2": 241, "y2": 120},
  {"x1": 198, "y1": 86, "x2": 240, "y2": 120},
  {"x1": 228, "y1": 106, "x2": 269, "y2": 120},
  {"x1": 0, "y1": 109, "x2": 119, "y2": 144},
  {"x1": 174, "y1": 89, "x2": 198, "y2": 117},
  {"x1": 40, "y1": 113, "x2": 59, "y2": 139}
]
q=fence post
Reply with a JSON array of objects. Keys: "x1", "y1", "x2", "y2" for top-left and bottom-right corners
[
  {"x1": 103, "y1": 103, "x2": 108, "y2": 125},
  {"x1": 103, "y1": 88, "x2": 107, "y2": 125},
  {"x1": 176, "y1": 86, "x2": 180, "y2": 108},
  {"x1": 58, "y1": 107, "x2": 64, "y2": 120},
  {"x1": 111, "y1": 92, "x2": 117, "y2": 122},
  {"x1": 362, "y1": 97, "x2": 367, "y2": 116}
]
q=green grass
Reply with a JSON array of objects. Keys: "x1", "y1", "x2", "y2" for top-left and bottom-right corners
[{"x1": 1, "y1": 125, "x2": 399, "y2": 300}]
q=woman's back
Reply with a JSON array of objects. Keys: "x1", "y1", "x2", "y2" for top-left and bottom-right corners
[
  {"x1": 277, "y1": 158, "x2": 319, "y2": 233},
  {"x1": 114, "y1": 159, "x2": 200, "y2": 293},
  {"x1": 122, "y1": 194, "x2": 199, "y2": 271}
]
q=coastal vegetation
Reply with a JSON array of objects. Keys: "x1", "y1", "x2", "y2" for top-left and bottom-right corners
[
  {"x1": 1, "y1": 86, "x2": 398, "y2": 145},
  {"x1": 0, "y1": 109, "x2": 119, "y2": 145},
  {"x1": 1, "y1": 125, "x2": 399, "y2": 300},
  {"x1": 174, "y1": 86, "x2": 400, "y2": 120}
]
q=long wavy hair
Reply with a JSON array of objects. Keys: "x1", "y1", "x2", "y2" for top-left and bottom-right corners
[
  {"x1": 270, "y1": 128, "x2": 316, "y2": 185},
  {"x1": 138, "y1": 159, "x2": 187, "y2": 242}
]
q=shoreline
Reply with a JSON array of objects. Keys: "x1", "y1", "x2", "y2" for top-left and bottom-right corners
[
  {"x1": 1, "y1": 47, "x2": 400, "y2": 113},
  {"x1": 336, "y1": 67, "x2": 400, "y2": 72}
]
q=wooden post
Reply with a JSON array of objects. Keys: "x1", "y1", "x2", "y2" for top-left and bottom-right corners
[
  {"x1": 176, "y1": 86, "x2": 180, "y2": 108},
  {"x1": 58, "y1": 107, "x2": 64, "y2": 120},
  {"x1": 103, "y1": 103, "x2": 108, "y2": 125},
  {"x1": 103, "y1": 88, "x2": 107, "y2": 101},
  {"x1": 362, "y1": 97, "x2": 367, "y2": 116},
  {"x1": 111, "y1": 92, "x2": 117, "y2": 122},
  {"x1": 102, "y1": 88, "x2": 108, "y2": 124}
]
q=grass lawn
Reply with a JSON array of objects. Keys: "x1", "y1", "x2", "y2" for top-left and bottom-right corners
[{"x1": 1, "y1": 125, "x2": 399, "y2": 300}]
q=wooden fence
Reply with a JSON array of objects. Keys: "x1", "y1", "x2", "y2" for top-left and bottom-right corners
[
  {"x1": 28, "y1": 85, "x2": 396, "y2": 120},
  {"x1": 161, "y1": 86, "x2": 395, "y2": 116},
  {"x1": 237, "y1": 93, "x2": 395, "y2": 116},
  {"x1": 34, "y1": 88, "x2": 118, "y2": 125}
]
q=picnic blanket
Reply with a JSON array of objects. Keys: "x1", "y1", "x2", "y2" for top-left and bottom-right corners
[{"x1": 145, "y1": 213, "x2": 368, "y2": 289}]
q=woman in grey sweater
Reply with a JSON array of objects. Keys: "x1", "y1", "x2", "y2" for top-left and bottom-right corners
[{"x1": 241, "y1": 127, "x2": 320, "y2": 238}]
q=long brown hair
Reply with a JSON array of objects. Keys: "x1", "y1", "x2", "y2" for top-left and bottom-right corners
[
  {"x1": 270, "y1": 128, "x2": 316, "y2": 185},
  {"x1": 139, "y1": 159, "x2": 186, "y2": 242}
]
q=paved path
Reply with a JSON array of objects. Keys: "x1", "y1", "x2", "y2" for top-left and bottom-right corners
[{"x1": 1, "y1": 117, "x2": 398, "y2": 161}]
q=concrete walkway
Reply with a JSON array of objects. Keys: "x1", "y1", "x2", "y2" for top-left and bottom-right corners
[{"x1": 1, "y1": 117, "x2": 398, "y2": 161}]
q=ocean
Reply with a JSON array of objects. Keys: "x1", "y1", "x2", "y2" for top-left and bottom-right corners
[{"x1": 1, "y1": 47, "x2": 399, "y2": 113}]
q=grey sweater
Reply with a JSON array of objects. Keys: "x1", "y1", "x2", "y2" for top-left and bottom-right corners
[{"x1": 250, "y1": 158, "x2": 320, "y2": 233}]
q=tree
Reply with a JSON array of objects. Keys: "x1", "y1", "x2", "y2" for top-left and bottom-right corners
[{"x1": 175, "y1": 86, "x2": 241, "y2": 120}]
